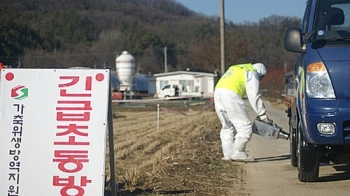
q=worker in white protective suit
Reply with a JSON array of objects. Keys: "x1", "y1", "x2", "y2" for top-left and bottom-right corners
[{"x1": 214, "y1": 63, "x2": 268, "y2": 162}]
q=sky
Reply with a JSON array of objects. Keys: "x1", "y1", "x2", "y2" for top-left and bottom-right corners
[{"x1": 175, "y1": 0, "x2": 307, "y2": 24}]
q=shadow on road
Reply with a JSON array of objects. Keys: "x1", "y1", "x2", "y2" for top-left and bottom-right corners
[
  {"x1": 254, "y1": 154, "x2": 290, "y2": 162},
  {"x1": 253, "y1": 156, "x2": 350, "y2": 182},
  {"x1": 318, "y1": 163, "x2": 350, "y2": 182}
]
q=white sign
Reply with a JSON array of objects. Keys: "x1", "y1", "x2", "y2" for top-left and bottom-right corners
[{"x1": 0, "y1": 69, "x2": 110, "y2": 196}]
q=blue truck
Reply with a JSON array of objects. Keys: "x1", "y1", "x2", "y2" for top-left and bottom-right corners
[{"x1": 284, "y1": 0, "x2": 350, "y2": 182}]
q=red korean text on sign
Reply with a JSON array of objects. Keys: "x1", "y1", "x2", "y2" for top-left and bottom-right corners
[{"x1": 53, "y1": 74, "x2": 97, "y2": 194}]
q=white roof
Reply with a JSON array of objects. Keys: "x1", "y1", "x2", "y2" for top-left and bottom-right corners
[{"x1": 154, "y1": 71, "x2": 214, "y2": 78}]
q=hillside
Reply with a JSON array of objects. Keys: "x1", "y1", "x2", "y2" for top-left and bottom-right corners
[{"x1": 1, "y1": 0, "x2": 300, "y2": 73}]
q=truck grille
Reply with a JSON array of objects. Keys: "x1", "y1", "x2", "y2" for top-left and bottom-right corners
[{"x1": 343, "y1": 121, "x2": 350, "y2": 140}]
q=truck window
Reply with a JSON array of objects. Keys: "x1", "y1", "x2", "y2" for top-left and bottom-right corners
[
  {"x1": 301, "y1": 0, "x2": 311, "y2": 32},
  {"x1": 162, "y1": 85, "x2": 171, "y2": 90},
  {"x1": 315, "y1": 1, "x2": 350, "y2": 40}
]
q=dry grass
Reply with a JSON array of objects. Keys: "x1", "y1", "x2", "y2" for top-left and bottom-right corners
[{"x1": 104, "y1": 99, "x2": 284, "y2": 195}]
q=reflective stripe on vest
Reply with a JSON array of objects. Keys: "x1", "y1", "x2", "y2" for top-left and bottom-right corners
[{"x1": 215, "y1": 63, "x2": 255, "y2": 97}]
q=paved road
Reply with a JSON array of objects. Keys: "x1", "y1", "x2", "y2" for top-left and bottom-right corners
[{"x1": 244, "y1": 101, "x2": 350, "y2": 196}]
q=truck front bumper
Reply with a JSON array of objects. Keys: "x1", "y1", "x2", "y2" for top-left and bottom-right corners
[{"x1": 304, "y1": 99, "x2": 350, "y2": 144}]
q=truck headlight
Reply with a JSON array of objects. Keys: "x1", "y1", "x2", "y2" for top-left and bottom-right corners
[
  {"x1": 306, "y1": 62, "x2": 335, "y2": 98},
  {"x1": 317, "y1": 123, "x2": 335, "y2": 135}
]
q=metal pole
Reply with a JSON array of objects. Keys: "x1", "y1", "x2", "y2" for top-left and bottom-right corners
[
  {"x1": 220, "y1": 0, "x2": 226, "y2": 74},
  {"x1": 108, "y1": 70, "x2": 117, "y2": 196},
  {"x1": 164, "y1": 47, "x2": 168, "y2": 73},
  {"x1": 157, "y1": 104, "x2": 160, "y2": 132}
]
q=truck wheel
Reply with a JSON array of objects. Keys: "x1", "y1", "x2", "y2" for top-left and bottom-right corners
[
  {"x1": 297, "y1": 122, "x2": 319, "y2": 182},
  {"x1": 289, "y1": 119, "x2": 298, "y2": 167}
]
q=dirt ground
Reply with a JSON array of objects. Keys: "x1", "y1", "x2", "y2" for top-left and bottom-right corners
[{"x1": 104, "y1": 99, "x2": 286, "y2": 196}]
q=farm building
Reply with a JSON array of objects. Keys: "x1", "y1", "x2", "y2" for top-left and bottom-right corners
[
  {"x1": 113, "y1": 51, "x2": 156, "y2": 99},
  {"x1": 114, "y1": 51, "x2": 215, "y2": 99},
  {"x1": 154, "y1": 71, "x2": 215, "y2": 98},
  {"x1": 111, "y1": 71, "x2": 156, "y2": 98},
  {"x1": 132, "y1": 73, "x2": 156, "y2": 96}
]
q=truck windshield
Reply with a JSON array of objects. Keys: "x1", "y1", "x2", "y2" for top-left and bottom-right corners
[
  {"x1": 162, "y1": 85, "x2": 171, "y2": 90},
  {"x1": 314, "y1": 0, "x2": 350, "y2": 42}
]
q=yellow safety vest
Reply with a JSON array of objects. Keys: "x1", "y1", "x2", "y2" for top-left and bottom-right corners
[{"x1": 215, "y1": 63, "x2": 255, "y2": 98}]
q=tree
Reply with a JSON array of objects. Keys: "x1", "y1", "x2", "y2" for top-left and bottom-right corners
[{"x1": 0, "y1": 5, "x2": 41, "y2": 57}]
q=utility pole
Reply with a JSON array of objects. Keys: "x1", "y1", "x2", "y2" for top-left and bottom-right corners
[
  {"x1": 220, "y1": 0, "x2": 225, "y2": 75},
  {"x1": 164, "y1": 46, "x2": 168, "y2": 73}
]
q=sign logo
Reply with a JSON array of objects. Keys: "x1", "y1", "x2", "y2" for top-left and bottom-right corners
[{"x1": 11, "y1": 85, "x2": 29, "y2": 100}]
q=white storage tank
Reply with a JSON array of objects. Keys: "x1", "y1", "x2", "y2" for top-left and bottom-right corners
[{"x1": 116, "y1": 51, "x2": 135, "y2": 91}]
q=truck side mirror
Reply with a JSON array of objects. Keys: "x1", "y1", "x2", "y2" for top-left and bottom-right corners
[{"x1": 284, "y1": 27, "x2": 306, "y2": 53}]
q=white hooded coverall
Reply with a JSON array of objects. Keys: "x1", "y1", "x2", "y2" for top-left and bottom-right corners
[{"x1": 214, "y1": 63, "x2": 267, "y2": 160}]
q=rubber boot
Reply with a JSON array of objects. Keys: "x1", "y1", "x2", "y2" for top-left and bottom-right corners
[
  {"x1": 221, "y1": 143, "x2": 234, "y2": 161},
  {"x1": 220, "y1": 129, "x2": 235, "y2": 160},
  {"x1": 230, "y1": 137, "x2": 254, "y2": 162}
]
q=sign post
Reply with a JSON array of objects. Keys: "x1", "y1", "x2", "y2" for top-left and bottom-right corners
[{"x1": 108, "y1": 70, "x2": 116, "y2": 196}]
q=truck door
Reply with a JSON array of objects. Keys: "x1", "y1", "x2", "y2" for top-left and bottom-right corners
[{"x1": 160, "y1": 84, "x2": 174, "y2": 98}]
